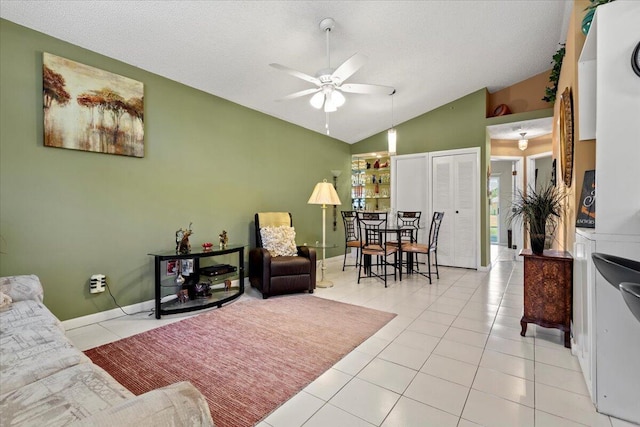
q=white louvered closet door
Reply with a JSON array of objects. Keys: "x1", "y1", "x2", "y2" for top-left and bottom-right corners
[
  {"x1": 431, "y1": 152, "x2": 477, "y2": 269},
  {"x1": 391, "y1": 153, "x2": 429, "y2": 244}
]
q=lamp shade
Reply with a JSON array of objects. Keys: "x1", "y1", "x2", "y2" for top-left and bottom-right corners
[
  {"x1": 310, "y1": 92, "x2": 324, "y2": 109},
  {"x1": 332, "y1": 90, "x2": 346, "y2": 107},
  {"x1": 388, "y1": 128, "x2": 397, "y2": 154},
  {"x1": 518, "y1": 131, "x2": 528, "y2": 151},
  {"x1": 308, "y1": 180, "x2": 342, "y2": 206}
]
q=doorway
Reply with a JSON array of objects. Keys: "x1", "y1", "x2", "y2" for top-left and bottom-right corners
[
  {"x1": 527, "y1": 151, "x2": 553, "y2": 193},
  {"x1": 489, "y1": 175, "x2": 500, "y2": 244},
  {"x1": 527, "y1": 151, "x2": 554, "y2": 248},
  {"x1": 490, "y1": 156, "x2": 524, "y2": 260}
]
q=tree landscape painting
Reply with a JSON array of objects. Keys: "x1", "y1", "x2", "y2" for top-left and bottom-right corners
[{"x1": 43, "y1": 52, "x2": 144, "y2": 158}]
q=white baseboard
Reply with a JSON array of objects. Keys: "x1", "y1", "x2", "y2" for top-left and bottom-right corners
[
  {"x1": 62, "y1": 277, "x2": 249, "y2": 331},
  {"x1": 62, "y1": 299, "x2": 155, "y2": 331}
]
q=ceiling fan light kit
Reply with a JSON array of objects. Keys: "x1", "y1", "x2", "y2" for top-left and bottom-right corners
[{"x1": 270, "y1": 17, "x2": 394, "y2": 131}]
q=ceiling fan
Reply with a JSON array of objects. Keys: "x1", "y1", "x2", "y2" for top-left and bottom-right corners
[{"x1": 270, "y1": 17, "x2": 394, "y2": 114}]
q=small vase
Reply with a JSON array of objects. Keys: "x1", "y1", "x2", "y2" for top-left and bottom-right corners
[
  {"x1": 582, "y1": 9, "x2": 595, "y2": 35},
  {"x1": 175, "y1": 273, "x2": 185, "y2": 286},
  {"x1": 530, "y1": 234, "x2": 546, "y2": 255}
]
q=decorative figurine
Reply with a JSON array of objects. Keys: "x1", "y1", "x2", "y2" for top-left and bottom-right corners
[
  {"x1": 224, "y1": 279, "x2": 232, "y2": 292},
  {"x1": 202, "y1": 242, "x2": 213, "y2": 251},
  {"x1": 175, "y1": 222, "x2": 193, "y2": 254},
  {"x1": 219, "y1": 230, "x2": 228, "y2": 249},
  {"x1": 194, "y1": 281, "x2": 212, "y2": 298},
  {"x1": 177, "y1": 288, "x2": 189, "y2": 303}
]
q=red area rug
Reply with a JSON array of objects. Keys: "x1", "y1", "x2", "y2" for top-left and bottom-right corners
[{"x1": 85, "y1": 295, "x2": 396, "y2": 427}]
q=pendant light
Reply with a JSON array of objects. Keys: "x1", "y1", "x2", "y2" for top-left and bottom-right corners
[
  {"x1": 518, "y1": 132, "x2": 529, "y2": 151},
  {"x1": 388, "y1": 90, "x2": 397, "y2": 154}
]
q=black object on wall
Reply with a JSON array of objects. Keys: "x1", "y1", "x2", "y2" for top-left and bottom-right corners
[{"x1": 576, "y1": 170, "x2": 596, "y2": 228}]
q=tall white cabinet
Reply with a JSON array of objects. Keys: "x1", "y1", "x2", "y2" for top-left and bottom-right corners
[{"x1": 573, "y1": 2, "x2": 640, "y2": 424}]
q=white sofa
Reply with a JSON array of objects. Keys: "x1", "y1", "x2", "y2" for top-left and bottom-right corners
[{"x1": 0, "y1": 275, "x2": 214, "y2": 426}]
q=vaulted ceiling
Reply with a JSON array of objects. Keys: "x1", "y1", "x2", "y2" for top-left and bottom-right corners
[{"x1": 0, "y1": 1, "x2": 571, "y2": 143}]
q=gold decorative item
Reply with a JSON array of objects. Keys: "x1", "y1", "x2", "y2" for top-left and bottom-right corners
[
  {"x1": 559, "y1": 87, "x2": 574, "y2": 187},
  {"x1": 331, "y1": 170, "x2": 342, "y2": 231},
  {"x1": 219, "y1": 230, "x2": 228, "y2": 249},
  {"x1": 176, "y1": 223, "x2": 193, "y2": 254}
]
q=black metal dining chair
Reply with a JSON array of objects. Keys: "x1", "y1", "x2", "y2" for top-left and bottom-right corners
[
  {"x1": 357, "y1": 212, "x2": 397, "y2": 287},
  {"x1": 341, "y1": 211, "x2": 363, "y2": 271},
  {"x1": 402, "y1": 212, "x2": 444, "y2": 284},
  {"x1": 393, "y1": 211, "x2": 422, "y2": 273}
]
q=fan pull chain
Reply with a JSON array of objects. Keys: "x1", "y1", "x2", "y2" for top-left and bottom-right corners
[{"x1": 325, "y1": 112, "x2": 330, "y2": 135}]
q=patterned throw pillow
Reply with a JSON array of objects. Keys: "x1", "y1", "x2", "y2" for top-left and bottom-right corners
[
  {"x1": 260, "y1": 226, "x2": 298, "y2": 257},
  {"x1": 0, "y1": 291, "x2": 12, "y2": 311}
]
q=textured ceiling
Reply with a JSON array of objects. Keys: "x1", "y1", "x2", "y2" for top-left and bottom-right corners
[{"x1": 0, "y1": 1, "x2": 571, "y2": 144}]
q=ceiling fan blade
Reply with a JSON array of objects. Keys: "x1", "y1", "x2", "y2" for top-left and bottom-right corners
[
  {"x1": 278, "y1": 88, "x2": 321, "y2": 101},
  {"x1": 331, "y1": 53, "x2": 368, "y2": 83},
  {"x1": 270, "y1": 63, "x2": 320, "y2": 86},
  {"x1": 340, "y1": 83, "x2": 395, "y2": 95}
]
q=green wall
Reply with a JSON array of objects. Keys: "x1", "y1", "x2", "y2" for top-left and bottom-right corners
[
  {"x1": 351, "y1": 89, "x2": 491, "y2": 266},
  {"x1": 0, "y1": 19, "x2": 351, "y2": 321}
]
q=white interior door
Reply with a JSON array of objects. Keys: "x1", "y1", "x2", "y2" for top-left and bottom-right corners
[
  {"x1": 392, "y1": 153, "x2": 429, "y2": 242},
  {"x1": 431, "y1": 150, "x2": 478, "y2": 269}
]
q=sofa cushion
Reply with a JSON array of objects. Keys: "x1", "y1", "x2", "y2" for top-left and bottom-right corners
[
  {"x1": 260, "y1": 226, "x2": 298, "y2": 257},
  {"x1": 0, "y1": 362, "x2": 134, "y2": 425},
  {"x1": 0, "y1": 322, "x2": 90, "y2": 394},
  {"x1": 0, "y1": 299, "x2": 64, "y2": 334},
  {"x1": 270, "y1": 255, "x2": 311, "y2": 276},
  {"x1": 68, "y1": 382, "x2": 214, "y2": 427}
]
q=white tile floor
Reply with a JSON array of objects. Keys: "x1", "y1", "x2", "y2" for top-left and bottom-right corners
[{"x1": 66, "y1": 245, "x2": 639, "y2": 427}]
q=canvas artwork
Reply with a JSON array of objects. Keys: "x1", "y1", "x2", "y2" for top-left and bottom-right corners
[{"x1": 43, "y1": 52, "x2": 144, "y2": 157}]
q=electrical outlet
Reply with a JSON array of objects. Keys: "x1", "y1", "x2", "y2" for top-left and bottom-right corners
[{"x1": 90, "y1": 274, "x2": 106, "y2": 293}]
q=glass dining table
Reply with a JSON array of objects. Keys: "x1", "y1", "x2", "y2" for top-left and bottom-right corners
[{"x1": 362, "y1": 224, "x2": 424, "y2": 282}]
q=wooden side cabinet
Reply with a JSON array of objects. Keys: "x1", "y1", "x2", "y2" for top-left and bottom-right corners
[{"x1": 520, "y1": 249, "x2": 573, "y2": 348}]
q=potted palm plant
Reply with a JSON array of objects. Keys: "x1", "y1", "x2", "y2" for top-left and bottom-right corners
[{"x1": 508, "y1": 180, "x2": 567, "y2": 255}]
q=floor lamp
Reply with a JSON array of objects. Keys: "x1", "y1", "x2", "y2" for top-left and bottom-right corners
[{"x1": 308, "y1": 179, "x2": 342, "y2": 287}]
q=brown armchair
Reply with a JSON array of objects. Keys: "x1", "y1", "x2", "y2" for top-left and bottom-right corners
[{"x1": 249, "y1": 212, "x2": 316, "y2": 299}]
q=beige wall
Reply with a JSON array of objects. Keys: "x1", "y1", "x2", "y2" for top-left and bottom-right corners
[
  {"x1": 488, "y1": 69, "x2": 553, "y2": 116},
  {"x1": 553, "y1": 0, "x2": 596, "y2": 252}
]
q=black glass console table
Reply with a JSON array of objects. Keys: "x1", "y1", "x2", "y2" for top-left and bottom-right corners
[{"x1": 148, "y1": 245, "x2": 244, "y2": 319}]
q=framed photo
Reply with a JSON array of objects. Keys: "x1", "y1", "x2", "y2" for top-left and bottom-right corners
[
  {"x1": 43, "y1": 52, "x2": 144, "y2": 157},
  {"x1": 181, "y1": 259, "x2": 194, "y2": 275},
  {"x1": 166, "y1": 260, "x2": 177, "y2": 276}
]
